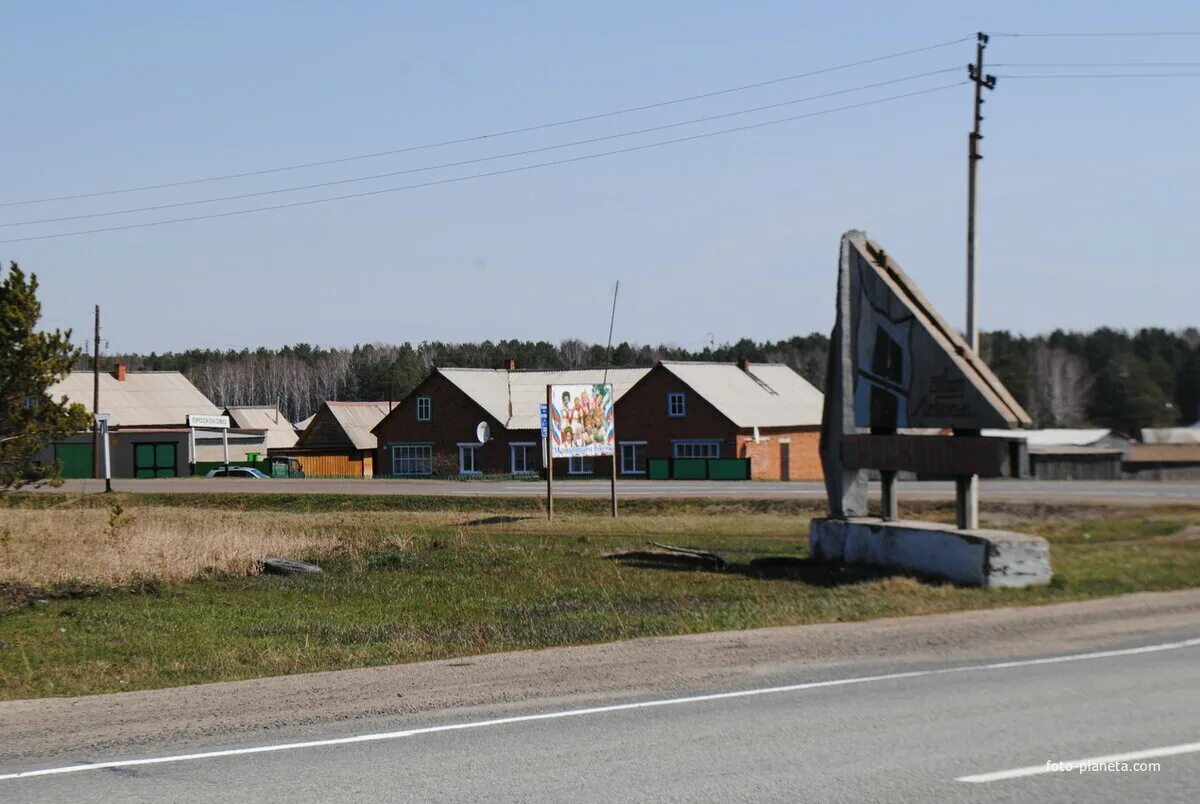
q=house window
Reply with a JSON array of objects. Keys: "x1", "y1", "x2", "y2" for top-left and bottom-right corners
[
  {"x1": 568, "y1": 456, "x2": 594, "y2": 475},
  {"x1": 392, "y1": 444, "x2": 432, "y2": 476},
  {"x1": 510, "y1": 442, "x2": 536, "y2": 474},
  {"x1": 458, "y1": 444, "x2": 481, "y2": 475},
  {"x1": 667, "y1": 392, "x2": 686, "y2": 418},
  {"x1": 672, "y1": 440, "x2": 721, "y2": 459},
  {"x1": 620, "y1": 441, "x2": 647, "y2": 475},
  {"x1": 416, "y1": 396, "x2": 432, "y2": 421}
]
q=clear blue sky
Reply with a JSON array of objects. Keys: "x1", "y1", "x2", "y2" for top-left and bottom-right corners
[{"x1": 2, "y1": 1, "x2": 1197, "y2": 354}]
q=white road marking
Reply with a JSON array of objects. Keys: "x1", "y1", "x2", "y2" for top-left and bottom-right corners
[
  {"x1": 2, "y1": 637, "x2": 1198, "y2": 782},
  {"x1": 957, "y1": 741, "x2": 1200, "y2": 783}
]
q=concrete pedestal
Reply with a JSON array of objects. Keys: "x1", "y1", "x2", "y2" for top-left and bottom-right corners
[{"x1": 809, "y1": 517, "x2": 1051, "y2": 588}]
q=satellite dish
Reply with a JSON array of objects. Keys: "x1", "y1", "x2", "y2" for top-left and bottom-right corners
[{"x1": 476, "y1": 421, "x2": 491, "y2": 444}]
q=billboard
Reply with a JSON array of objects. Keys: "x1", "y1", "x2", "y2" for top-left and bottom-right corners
[{"x1": 549, "y1": 384, "x2": 614, "y2": 458}]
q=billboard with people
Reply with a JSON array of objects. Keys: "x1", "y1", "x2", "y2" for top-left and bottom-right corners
[{"x1": 549, "y1": 383, "x2": 615, "y2": 458}]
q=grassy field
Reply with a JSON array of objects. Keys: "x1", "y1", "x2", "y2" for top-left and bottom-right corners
[{"x1": 1, "y1": 492, "x2": 1198, "y2": 700}]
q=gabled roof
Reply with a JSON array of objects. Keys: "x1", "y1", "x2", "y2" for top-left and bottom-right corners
[
  {"x1": 224, "y1": 406, "x2": 299, "y2": 450},
  {"x1": 294, "y1": 414, "x2": 315, "y2": 432},
  {"x1": 48, "y1": 371, "x2": 219, "y2": 427},
  {"x1": 656, "y1": 362, "x2": 824, "y2": 428},
  {"x1": 436, "y1": 368, "x2": 650, "y2": 430},
  {"x1": 324, "y1": 401, "x2": 393, "y2": 450}
]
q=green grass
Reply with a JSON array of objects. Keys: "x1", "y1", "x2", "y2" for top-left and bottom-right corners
[{"x1": 1, "y1": 494, "x2": 1198, "y2": 700}]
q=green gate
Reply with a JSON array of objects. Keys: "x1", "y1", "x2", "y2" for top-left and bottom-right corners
[
  {"x1": 53, "y1": 443, "x2": 94, "y2": 479},
  {"x1": 134, "y1": 442, "x2": 177, "y2": 478}
]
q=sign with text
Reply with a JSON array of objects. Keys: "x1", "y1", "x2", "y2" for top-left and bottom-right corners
[
  {"x1": 187, "y1": 414, "x2": 230, "y2": 429},
  {"x1": 549, "y1": 384, "x2": 614, "y2": 458},
  {"x1": 539, "y1": 404, "x2": 549, "y2": 437}
]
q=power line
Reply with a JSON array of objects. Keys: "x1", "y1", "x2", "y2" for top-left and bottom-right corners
[
  {"x1": 991, "y1": 31, "x2": 1200, "y2": 38},
  {"x1": 0, "y1": 82, "x2": 964, "y2": 244},
  {"x1": 0, "y1": 36, "x2": 971, "y2": 208},
  {"x1": 994, "y1": 72, "x2": 1200, "y2": 78},
  {"x1": 992, "y1": 62, "x2": 1200, "y2": 67},
  {"x1": 1, "y1": 68, "x2": 960, "y2": 228}
]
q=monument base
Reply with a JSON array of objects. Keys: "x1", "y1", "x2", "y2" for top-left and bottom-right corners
[{"x1": 808, "y1": 517, "x2": 1051, "y2": 588}]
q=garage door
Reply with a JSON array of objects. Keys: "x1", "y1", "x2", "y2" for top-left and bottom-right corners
[
  {"x1": 53, "y1": 443, "x2": 94, "y2": 479},
  {"x1": 134, "y1": 443, "x2": 177, "y2": 478}
]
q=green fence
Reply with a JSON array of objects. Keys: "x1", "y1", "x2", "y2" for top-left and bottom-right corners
[{"x1": 643, "y1": 458, "x2": 750, "y2": 481}]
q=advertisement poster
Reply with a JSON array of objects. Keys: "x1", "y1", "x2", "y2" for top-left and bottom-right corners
[{"x1": 549, "y1": 383, "x2": 614, "y2": 458}]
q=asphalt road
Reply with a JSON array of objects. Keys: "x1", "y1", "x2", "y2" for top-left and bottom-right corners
[
  {"x1": 3, "y1": 595, "x2": 1199, "y2": 802},
  {"x1": 36, "y1": 476, "x2": 1200, "y2": 504}
]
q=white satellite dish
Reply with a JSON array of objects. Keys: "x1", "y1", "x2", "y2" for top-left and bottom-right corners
[{"x1": 476, "y1": 421, "x2": 491, "y2": 444}]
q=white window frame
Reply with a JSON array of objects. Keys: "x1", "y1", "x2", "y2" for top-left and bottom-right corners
[
  {"x1": 568, "y1": 456, "x2": 594, "y2": 475},
  {"x1": 667, "y1": 392, "x2": 687, "y2": 418},
  {"x1": 510, "y1": 442, "x2": 536, "y2": 474},
  {"x1": 457, "y1": 443, "x2": 481, "y2": 475},
  {"x1": 391, "y1": 443, "x2": 433, "y2": 476},
  {"x1": 416, "y1": 396, "x2": 432, "y2": 421},
  {"x1": 672, "y1": 440, "x2": 721, "y2": 459},
  {"x1": 619, "y1": 441, "x2": 648, "y2": 475}
]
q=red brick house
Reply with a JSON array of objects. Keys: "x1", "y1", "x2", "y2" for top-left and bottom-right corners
[
  {"x1": 613, "y1": 361, "x2": 825, "y2": 480},
  {"x1": 371, "y1": 366, "x2": 649, "y2": 477}
]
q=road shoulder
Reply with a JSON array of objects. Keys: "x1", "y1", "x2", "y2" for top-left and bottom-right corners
[{"x1": 4, "y1": 589, "x2": 1200, "y2": 763}]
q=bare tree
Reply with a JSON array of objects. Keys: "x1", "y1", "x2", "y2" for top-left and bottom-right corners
[{"x1": 1028, "y1": 344, "x2": 1093, "y2": 427}]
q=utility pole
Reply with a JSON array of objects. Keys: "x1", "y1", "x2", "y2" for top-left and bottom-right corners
[
  {"x1": 92, "y1": 305, "x2": 101, "y2": 479},
  {"x1": 959, "y1": 32, "x2": 996, "y2": 532},
  {"x1": 966, "y1": 31, "x2": 996, "y2": 353}
]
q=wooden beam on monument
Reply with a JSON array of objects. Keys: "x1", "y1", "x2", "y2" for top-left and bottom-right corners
[{"x1": 840, "y1": 434, "x2": 1015, "y2": 478}]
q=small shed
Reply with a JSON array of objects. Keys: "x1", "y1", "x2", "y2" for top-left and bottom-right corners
[
  {"x1": 271, "y1": 401, "x2": 392, "y2": 477},
  {"x1": 1124, "y1": 444, "x2": 1200, "y2": 480},
  {"x1": 982, "y1": 428, "x2": 1131, "y2": 481}
]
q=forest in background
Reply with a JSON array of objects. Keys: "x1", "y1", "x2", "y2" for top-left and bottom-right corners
[{"x1": 90, "y1": 328, "x2": 1199, "y2": 437}]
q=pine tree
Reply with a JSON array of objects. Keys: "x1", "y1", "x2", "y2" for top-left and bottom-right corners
[{"x1": 0, "y1": 262, "x2": 90, "y2": 488}]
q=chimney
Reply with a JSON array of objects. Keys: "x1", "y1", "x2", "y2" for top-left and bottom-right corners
[
  {"x1": 505, "y1": 358, "x2": 517, "y2": 372},
  {"x1": 738, "y1": 358, "x2": 751, "y2": 373},
  {"x1": 113, "y1": 363, "x2": 128, "y2": 382}
]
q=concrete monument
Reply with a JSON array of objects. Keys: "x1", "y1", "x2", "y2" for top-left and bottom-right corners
[{"x1": 811, "y1": 232, "x2": 1050, "y2": 587}]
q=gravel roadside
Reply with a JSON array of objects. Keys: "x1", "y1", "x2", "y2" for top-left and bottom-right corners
[{"x1": 4, "y1": 589, "x2": 1199, "y2": 762}]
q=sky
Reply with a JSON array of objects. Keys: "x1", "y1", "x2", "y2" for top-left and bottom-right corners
[{"x1": 2, "y1": 1, "x2": 1198, "y2": 354}]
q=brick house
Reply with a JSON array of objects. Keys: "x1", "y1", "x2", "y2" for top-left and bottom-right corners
[
  {"x1": 371, "y1": 366, "x2": 650, "y2": 478},
  {"x1": 613, "y1": 361, "x2": 825, "y2": 481}
]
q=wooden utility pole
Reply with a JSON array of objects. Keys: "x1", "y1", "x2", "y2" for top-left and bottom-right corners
[
  {"x1": 92, "y1": 305, "x2": 101, "y2": 479},
  {"x1": 960, "y1": 32, "x2": 996, "y2": 531}
]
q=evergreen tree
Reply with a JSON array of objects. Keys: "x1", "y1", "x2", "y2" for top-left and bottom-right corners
[{"x1": 0, "y1": 263, "x2": 90, "y2": 488}]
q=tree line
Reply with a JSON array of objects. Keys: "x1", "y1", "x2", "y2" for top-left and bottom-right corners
[{"x1": 94, "y1": 328, "x2": 1199, "y2": 436}]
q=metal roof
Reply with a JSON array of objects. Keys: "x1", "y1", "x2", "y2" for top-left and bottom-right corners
[
  {"x1": 224, "y1": 406, "x2": 299, "y2": 449},
  {"x1": 49, "y1": 371, "x2": 219, "y2": 427},
  {"x1": 981, "y1": 428, "x2": 1115, "y2": 447},
  {"x1": 1140, "y1": 427, "x2": 1200, "y2": 445},
  {"x1": 294, "y1": 414, "x2": 315, "y2": 431},
  {"x1": 657, "y1": 362, "x2": 824, "y2": 428},
  {"x1": 325, "y1": 401, "x2": 394, "y2": 450},
  {"x1": 438, "y1": 368, "x2": 650, "y2": 430}
]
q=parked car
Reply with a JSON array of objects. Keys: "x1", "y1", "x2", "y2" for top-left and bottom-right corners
[{"x1": 206, "y1": 466, "x2": 271, "y2": 479}]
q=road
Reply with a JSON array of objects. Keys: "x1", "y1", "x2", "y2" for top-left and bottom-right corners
[
  {"x1": 3, "y1": 592, "x2": 1199, "y2": 802},
  {"x1": 36, "y1": 476, "x2": 1200, "y2": 504}
]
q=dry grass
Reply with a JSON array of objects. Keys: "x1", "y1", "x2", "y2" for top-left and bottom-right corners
[
  {"x1": 0, "y1": 503, "x2": 804, "y2": 587},
  {"x1": 0, "y1": 506, "x2": 393, "y2": 585}
]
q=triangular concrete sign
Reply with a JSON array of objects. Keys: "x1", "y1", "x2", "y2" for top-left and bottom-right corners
[{"x1": 835, "y1": 231, "x2": 1030, "y2": 431}]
